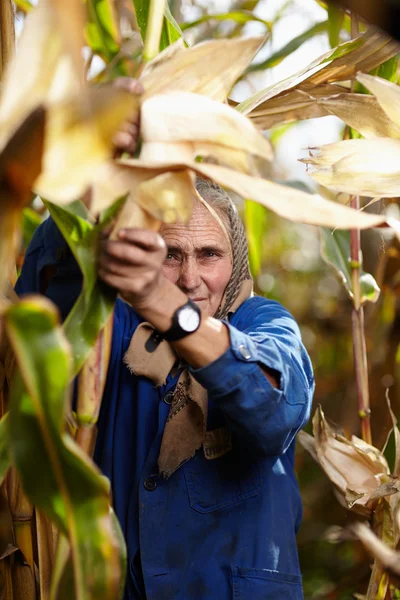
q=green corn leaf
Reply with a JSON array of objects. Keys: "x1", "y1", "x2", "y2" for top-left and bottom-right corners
[
  {"x1": 320, "y1": 228, "x2": 380, "y2": 305},
  {"x1": 46, "y1": 196, "x2": 125, "y2": 374},
  {"x1": 180, "y1": 11, "x2": 272, "y2": 32},
  {"x1": 244, "y1": 199, "x2": 267, "y2": 277},
  {"x1": 86, "y1": 0, "x2": 121, "y2": 61},
  {"x1": 247, "y1": 20, "x2": 328, "y2": 73},
  {"x1": 0, "y1": 413, "x2": 10, "y2": 486},
  {"x1": 5, "y1": 296, "x2": 126, "y2": 599},
  {"x1": 327, "y1": 5, "x2": 344, "y2": 48},
  {"x1": 22, "y1": 207, "x2": 42, "y2": 248},
  {"x1": 13, "y1": 0, "x2": 33, "y2": 12},
  {"x1": 133, "y1": 0, "x2": 183, "y2": 52}
]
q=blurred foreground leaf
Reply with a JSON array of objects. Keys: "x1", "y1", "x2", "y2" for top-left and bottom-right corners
[
  {"x1": 5, "y1": 296, "x2": 126, "y2": 599},
  {"x1": 181, "y1": 11, "x2": 271, "y2": 32},
  {"x1": 47, "y1": 198, "x2": 125, "y2": 374}
]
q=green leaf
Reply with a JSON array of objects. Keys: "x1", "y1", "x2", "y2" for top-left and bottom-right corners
[
  {"x1": 375, "y1": 55, "x2": 400, "y2": 83},
  {"x1": 180, "y1": 11, "x2": 271, "y2": 32},
  {"x1": 0, "y1": 413, "x2": 10, "y2": 485},
  {"x1": 244, "y1": 200, "x2": 267, "y2": 277},
  {"x1": 5, "y1": 297, "x2": 126, "y2": 599},
  {"x1": 133, "y1": 0, "x2": 183, "y2": 52},
  {"x1": 86, "y1": 0, "x2": 121, "y2": 61},
  {"x1": 22, "y1": 207, "x2": 42, "y2": 248},
  {"x1": 320, "y1": 228, "x2": 380, "y2": 304},
  {"x1": 13, "y1": 0, "x2": 33, "y2": 12},
  {"x1": 327, "y1": 5, "x2": 344, "y2": 48},
  {"x1": 247, "y1": 20, "x2": 328, "y2": 73},
  {"x1": 46, "y1": 197, "x2": 125, "y2": 374}
]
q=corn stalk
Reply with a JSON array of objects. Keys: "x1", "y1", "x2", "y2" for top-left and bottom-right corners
[{"x1": 0, "y1": 0, "x2": 14, "y2": 79}]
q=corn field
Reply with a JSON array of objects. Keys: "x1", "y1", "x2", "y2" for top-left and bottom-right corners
[{"x1": 1, "y1": 0, "x2": 400, "y2": 598}]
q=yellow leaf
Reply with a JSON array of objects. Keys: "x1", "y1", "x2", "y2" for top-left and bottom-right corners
[
  {"x1": 245, "y1": 85, "x2": 347, "y2": 130},
  {"x1": 140, "y1": 92, "x2": 273, "y2": 164},
  {"x1": 118, "y1": 157, "x2": 400, "y2": 232},
  {"x1": 34, "y1": 87, "x2": 140, "y2": 204},
  {"x1": 312, "y1": 406, "x2": 389, "y2": 511},
  {"x1": 304, "y1": 138, "x2": 400, "y2": 197},
  {"x1": 140, "y1": 37, "x2": 264, "y2": 102},
  {"x1": 319, "y1": 93, "x2": 400, "y2": 139},
  {"x1": 136, "y1": 170, "x2": 196, "y2": 223},
  {"x1": 357, "y1": 73, "x2": 400, "y2": 130},
  {"x1": 239, "y1": 30, "x2": 398, "y2": 120},
  {"x1": 0, "y1": 0, "x2": 84, "y2": 146}
]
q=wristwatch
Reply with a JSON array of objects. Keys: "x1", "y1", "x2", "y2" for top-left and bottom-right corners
[
  {"x1": 162, "y1": 299, "x2": 202, "y2": 342},
  {"x1": 145, "y1": 299, "x2": 202, "y2": 352}
]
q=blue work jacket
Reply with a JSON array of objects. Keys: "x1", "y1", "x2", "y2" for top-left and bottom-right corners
[{"x1": 16, "y1": 218, "x2": 314, "y2": 600}]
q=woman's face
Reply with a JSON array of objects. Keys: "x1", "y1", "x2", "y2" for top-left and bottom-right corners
[{"x1": 160, "y1": 202, "x2": 233, "y2": 317}]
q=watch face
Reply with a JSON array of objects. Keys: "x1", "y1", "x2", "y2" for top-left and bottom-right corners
[{"x1": 178, "y1": 306, "x2": 201, "y2": 333}]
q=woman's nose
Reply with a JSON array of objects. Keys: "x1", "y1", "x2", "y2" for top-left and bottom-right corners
[{"x1": 178, "y1": 258, "x2": 201, "y2": 292}]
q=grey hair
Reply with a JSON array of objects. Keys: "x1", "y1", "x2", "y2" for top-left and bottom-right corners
[{"x1": 195, "y1": 177, "x2": 252, "y2": 319}]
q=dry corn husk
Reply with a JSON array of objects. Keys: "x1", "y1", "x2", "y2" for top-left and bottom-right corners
[
  {"x1": 303, "y1": 73, "x2": 400, "y2": 198},
  {"x1": 298, "y1": 406, "x2": 397, "y2": 516}
]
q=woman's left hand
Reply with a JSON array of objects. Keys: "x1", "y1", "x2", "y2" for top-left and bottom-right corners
[{"x1": 98, "y1": 228, "x2": 167, "y2": 309}]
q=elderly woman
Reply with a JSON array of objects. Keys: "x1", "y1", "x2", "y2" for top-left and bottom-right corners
[{"x1": 16, "y1": 177, "x2": 314, "y2": 600}]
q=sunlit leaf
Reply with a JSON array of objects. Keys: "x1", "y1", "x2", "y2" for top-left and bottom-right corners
[
  {"x1": 13, "y1": 0, "x2": 33, "y2": 12},
  {"x1": 238, "y1": 30, "x2": 398, "y2": 119},
  {"x1": 46, "y1": 199, "x2": 124, "y2": 374},
  {"x1": 119, "y1": 157, "x2": 400, "y2": 232},
  {"x1": 247, "y1": 20, "x2": 328, "y2": 73},
  {"x1": 180, "y1": 10, "x2": 271, "y2": 32},
  {"x1": 140, "y1": 91, "x2": 273, "y2": 165},
  {"x1": 5, "y1": 297, "x2": 126, "y2": 599},
  {"x1": 86, "y1": 0, "x2": 121, "y2": 61},
  {"x1": 34, "y1": 86, "x2": 139, "y2": 205},
  {"x1": 357, "y1": 73, "x2": 400, "y2": 129},
  {"x1": 135, "y1": 169, "x2": 195, "y2": 223},
  {"x1": 244, "y1": 200, "x2": 267, "y2": 277},
  {"x1": 321, "y1": 229, "x2": 381, "y2": 304},
  {"x1": 244, "y1": 84, "x2": 347, "y2": 130},
  {"x1": 327, "y1": 5, "x2": 344, "y2": 48},
  {"x1": 303, "y1": 138, "x2": 400, "y2": 197},
  {"x1": 318, "y1": 93, "x2": 400, "y2": 139},
  {"x1": 133, "y1": 0, "x2": 182, "y2": 53},
  {"x1": 140, "y1": 36, "x2": 264, "y2": 102}
]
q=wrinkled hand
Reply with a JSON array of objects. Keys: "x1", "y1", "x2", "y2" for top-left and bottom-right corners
[
  {"x1": 112, "y1": 78, "x2": 143, "y2": 155},
  {"x1": 98, "y1": 228, "x2": 167, "y2": 309}
]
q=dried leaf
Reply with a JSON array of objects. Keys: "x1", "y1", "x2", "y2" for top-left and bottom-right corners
[
  {"x1": 34, "y1": 87, "x2": 139, "y2": 204},
  {"x1": 136, "y1": 169, "x2": 196, "y2": 223},
  {"x1": 357, "y1": 73, "x2": 400, "y2": 129},
  {"x1": 310, "y1": 406, "x2": 390, "y2": 513},
  {"x1": 319, "y1": 93, "x2": 400, "y2": 139},
  {"x1": 238, "y1": 30, "x2": 398, "y2": 122},
  {"x1": 118, "y1": 157, "x2": 400, "y2": 232},
  {"x1": 245, "y1": 85, "x2": 347, "y2": 130},
  {"x1": 303, "y1": 138, "x2": 400, "y2": 197},
  {"x1": 0, "y1": 0, "x2": 83, "y2": 145},
  {"x1": 140, "y1": 92, "x2": 273, "y2": 164},
  {"x1": 353, "y1": 523, "x2": 400, "y2": 576},
  {"x1": 140, "y1": 36, "x2": 264, "y2": 102}
]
